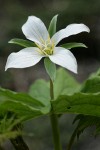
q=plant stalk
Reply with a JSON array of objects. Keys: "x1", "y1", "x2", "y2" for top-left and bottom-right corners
[
  {"x1": 10, "y1": 135, "x2": 29, "y2": 150},
  {"x1": 9, "y1": 123, "x2": 29, "y2": 150},
  {"x1": 50, "y1": 79, "x2": 62, "y2": 150}
]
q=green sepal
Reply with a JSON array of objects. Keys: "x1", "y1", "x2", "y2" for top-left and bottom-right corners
[
  {"x1": 44, "y1": 58, "x2": 56, "y2": 82},
  {"x1": 48, "y1": 15, "x2": 58, "y2": 37},
  {"x1": 9, "y1": 38, "x2": 36, "y2": 47},
  {"x1": 61, "y1": 42, "x2": 87, "y2": 49}
]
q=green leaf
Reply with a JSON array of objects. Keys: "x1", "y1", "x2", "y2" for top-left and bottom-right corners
[
  {"x1": 9, "y1": 38, "x2": 36, "y2": 47},
  {"x1": 81, "y1": 69, "x2": 100, "y2": 93},
  {"x1": 52, "y1": 92, "x2": 100, "y2": 117},
  {"x1": 73, "y1": 115, "x2": 100, "y2": 138},
  {"x1": 29, "y1": 79, "x2": 50, "y2": 106},
  {"x1": 29, "y1": 68, "x2": 80, "y2": 102},
  {"x1": 67, "y1": 114, "x2": 100, "y2": 150},
  {"x1": 44, "y1": 58, "x2": 56, "y2": 82},
  {"x1": 0, "y1": 88, "x2": 51, "y2": 121},
  {"x1": 57, "y1": 68, "x2": 100, "y2": 150},
  {"x1": 81, "y1": 77, "x2": 100, "y2": 93},
  {"x1": 54, "y1": 68, "x2": 80, "y2": 99},
  {"x1": 48, "y1": 15, "x2": 58, "y2": 37},
  {"x1": 61, "y1": 42, "x2": 87, "y2": 49},
  {"x1": 0, "y1": 114, "x2": 23, "y2": 143}
]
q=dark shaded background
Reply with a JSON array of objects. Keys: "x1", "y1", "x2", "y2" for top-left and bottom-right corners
[{"x1": 0, "y1": 0, "x2": 100, "y2": 149}]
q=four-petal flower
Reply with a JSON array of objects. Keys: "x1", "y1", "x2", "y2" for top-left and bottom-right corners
[{"x1": 5, "y1": 16, "x2": 90, "y2": 73}]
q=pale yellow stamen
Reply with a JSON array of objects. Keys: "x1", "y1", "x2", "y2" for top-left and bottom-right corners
[{"x1": 36, "y1": 37, "x2": 54, "y2": 56}]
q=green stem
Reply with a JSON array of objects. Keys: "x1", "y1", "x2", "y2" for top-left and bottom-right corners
[{"x1": 50, "y1": 79, "x2": 62, "y2": 150}]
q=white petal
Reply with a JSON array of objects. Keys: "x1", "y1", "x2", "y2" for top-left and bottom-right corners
[
  {"x1": 51, "y1": 24, "x2": 90, "y2": 46},
  {"x1": 49, "y1": 47, "x2": 77, "y2": 73},
  {"x1": 5, "y1": 47, "x2": 43, "y2": 71},
  {"x1": 22, "y1": 16, "x2": 49, "y2": 44}
]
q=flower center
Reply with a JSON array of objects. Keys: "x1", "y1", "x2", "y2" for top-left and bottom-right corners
[{"x1": 37, "y1": 39, "x2": 54, "y2": 56}]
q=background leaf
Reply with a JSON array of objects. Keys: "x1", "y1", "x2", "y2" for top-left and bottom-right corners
[
  {"x1": 29, "y1": 68, "x2": 80, "y2": 101},
  {"x1": 29, "y1": 79, "x2": 50, "y2": 106},
  {"x1": 54, "y1": 68, "x2": 80, "y2": 99}
]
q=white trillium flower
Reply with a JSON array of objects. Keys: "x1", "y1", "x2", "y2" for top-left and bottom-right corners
[{"x1": 5, "y1": 16, "x2": 90, "y2": 73}]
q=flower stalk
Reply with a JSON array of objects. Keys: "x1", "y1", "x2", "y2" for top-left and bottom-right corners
[{"x1": 50, "y1": 79, "x2": 62, "y2": 150}]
